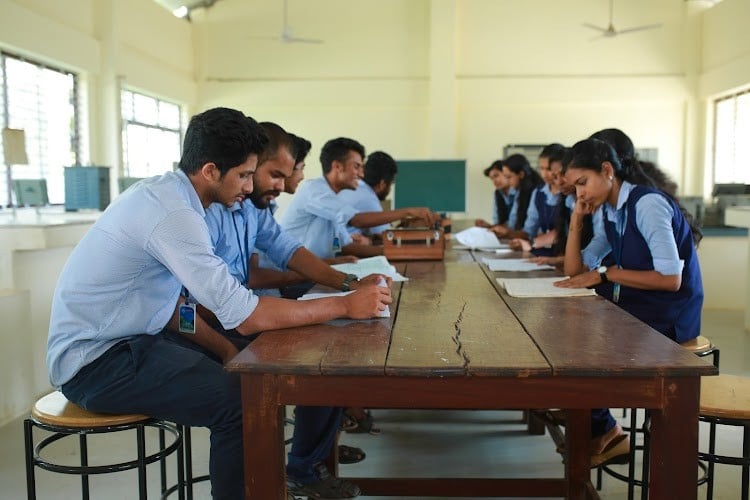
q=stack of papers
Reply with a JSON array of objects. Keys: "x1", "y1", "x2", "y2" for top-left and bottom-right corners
[
  {"x1": 481, "y1": 258, "x2": 554, "y2": 272},
  {"x1": 497, "y1": 277, "x2": 597, "y2": 298},
  {"x1": 453, "y1": 227, "x2": 507, "y2": 250},
  {"x1": 298, "y1": 290, "x2": 390, "y2": 318},
  {"x1": 331, "y1": 256, "x2": 407, "y2": 282}
]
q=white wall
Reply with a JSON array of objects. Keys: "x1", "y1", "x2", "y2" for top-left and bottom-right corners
[{"x1": 191, "y1": 0, "x2": 703, "y2": 221}]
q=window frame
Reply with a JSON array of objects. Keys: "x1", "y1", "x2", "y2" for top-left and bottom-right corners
[{"x1": 0, "y1": 51, "x2": 81, "y2": 207}]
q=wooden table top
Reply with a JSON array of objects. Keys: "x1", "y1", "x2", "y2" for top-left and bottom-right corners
[{"x1": 227, "y1": 249, "x2": 716, "y2": 380}]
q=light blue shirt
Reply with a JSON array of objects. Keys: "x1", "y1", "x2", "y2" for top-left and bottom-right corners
[
  {"x1": 522, "y1": 184, "x2": 560, "y2": 239},
  {"x1": 337, "y1": 180, "x2": 391, "y2": 235},
  {"x1": 204, "y1": 201, "x2": 303, "y2": 284},
  {"x1": 280, "y1": 176, "x2": 358, "y2": 259},
  {"x1": 581, "y1": 181, "x2": 684, "y2": 275},
  {"x1": 47, "y1": 170, "x2": 259, "y2": 387}
]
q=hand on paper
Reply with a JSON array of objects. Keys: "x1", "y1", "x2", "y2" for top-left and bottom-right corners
[{"x1": 553, "y1": 270, "x2": 600, "y2": 289}]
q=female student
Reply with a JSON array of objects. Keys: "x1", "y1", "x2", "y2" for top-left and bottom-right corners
[
  {"x1": 491, "y1": 154, "x2": 543, "y2": 239},
  {"x1": 553, "y1": 137, "x2": 704, "y2": 467},
  {"x1": 510, "y1": 144, "x2": 566, "y2": 254},
  {"x1": 557, "y1": 137, "x2": 703, "y2": 341},
  {"x1": 475, "y1": 159, "x2": 514, "y2": 229}
]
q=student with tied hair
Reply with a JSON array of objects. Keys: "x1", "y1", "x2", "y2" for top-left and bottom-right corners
[
  {"x1": 490, "y1": 154, "x2": 544, "y2": 240},
  {"x1": 553, "y1": 137, "x2": 704, "y2": 467}
]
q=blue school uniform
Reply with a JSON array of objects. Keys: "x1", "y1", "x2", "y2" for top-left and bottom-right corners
[
  {"x1": 602, "y1": 185, "x2": 703, "y2": 343},
  {"x1": 524, "y1": 185, "x2": 560, "y2": 256}
]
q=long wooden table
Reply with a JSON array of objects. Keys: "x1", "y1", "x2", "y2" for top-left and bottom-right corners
[{"x1": 227, "y1": 250, "x2": 717, "y2": 499}]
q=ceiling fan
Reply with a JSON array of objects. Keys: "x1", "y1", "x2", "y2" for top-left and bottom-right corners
[
  {"x1": 248, "y1": 0, "x2": 323, "y2": 44},
  {"x1": 583, "y1": 0, "x2": 662, "y2": 39}
]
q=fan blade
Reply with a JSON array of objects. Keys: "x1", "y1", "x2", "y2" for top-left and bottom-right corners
[
  {"x1": 616, "y1": 23, "x2": 662, "y2": 35},
  {"x1": 582, "y1": 23, "x2": 608, "y2": 34}
]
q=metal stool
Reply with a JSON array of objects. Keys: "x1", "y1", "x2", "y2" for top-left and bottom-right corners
[
  {"x1": 598, "y1": 335, "x2": 719, "y2": 500},
  {"x1": 171, "y1": 425, "x2": 210, "y2": 500},
  {"x1": 24, "y1": 391, "x2": 183, "y2": 500},
  {"x1": 698, "y1": 374, "x2": 750, "y2": 500}
]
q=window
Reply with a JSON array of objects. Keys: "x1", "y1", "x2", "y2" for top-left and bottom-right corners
[
  {"x1": 121, "y1": 90, "x2": 182, "y2": 179},
  {"x1": 713, "y1": 88, "x2": 750, "y2": 185},
  {"x1": 0, "y1": 53, "x2": 80, "y2": 207}
]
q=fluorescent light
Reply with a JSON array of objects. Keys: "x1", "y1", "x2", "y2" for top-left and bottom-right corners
[{"x1": 172, "y1": 5, "x2": 189, "y2": 18}]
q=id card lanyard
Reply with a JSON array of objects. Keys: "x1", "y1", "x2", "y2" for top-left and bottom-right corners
[
  {"x1": 610, "y1": 206, "x2": 627, "y2": 304},
  {"x1": 178, "y1": 287, "x2": 196, "y2": 334}
]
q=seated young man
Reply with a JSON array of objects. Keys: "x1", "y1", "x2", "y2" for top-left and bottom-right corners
[
  {"x1": 337, "y1": 150, "x2": 399, "y2": 241},
  {"x1": 280, "y1": 137, "x2": 438, "y2": 259}
]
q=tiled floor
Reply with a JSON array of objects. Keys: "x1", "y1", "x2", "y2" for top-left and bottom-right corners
[{"x1": 2, "y1": 309, "x2": 747, "y2": 499}]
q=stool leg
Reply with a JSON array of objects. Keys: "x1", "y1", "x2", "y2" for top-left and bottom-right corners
[
  {"x1": 640, "y1": 413, "x2": 650, "y2": 500},
  {"x1": 159, "y1": 428, "x2": 167, "y2": 494},
  {"x1": 177, "y1": 425, "x2": 185, "y2": 500},
  {"x1": 24, "y1": 420, "x2": 37, "y2": 500},
  {"x1": 137, "y1": 424, "x2": 147, "y2": 499},
  {"x1": 185, "y1": 426, "x2": 193, "y2": 500},
  {"x1": 742, "y1": 423, "x2": 749, "y2": 500},
  {"x1": 626, "y1": 408, "x2": 637, "y2": 500},
  {"x1": 80, "y1": 433, "x2": 90, "y2": 500},
  {"x1": 596, "y1": 464, "x2": 603, "y2": 490},
  {"x1": 707, "y1": 419, "x2": 717, "y2": 500}
]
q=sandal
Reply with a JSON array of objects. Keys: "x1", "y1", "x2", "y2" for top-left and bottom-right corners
[
  {"x1": 338, "y1": 444, "x2": 366, "y2": 464},
  {"x1": 342, "y1": 409, "x2": 380, "y2": 435}
]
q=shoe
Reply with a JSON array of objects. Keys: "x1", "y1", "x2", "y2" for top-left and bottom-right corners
[
  {"x1": 555, "y1": 423, "x2": 631, "y2": 469},
  {"x1": 342, "y1": 408, "x2": 380, "y2": 435},
  {"x1": 590, "y1": 433, "x2": 630, "y2": 468},
  {"x1": 288, "y1": 494, "x2": 301, "y2": 500},
  {"x1": 591, "y1": 423, "x2": 626, "y2": 455},
  {"x1": 338, "y1": 444, "x2": 366, "y2": 464},
  {"x1": 287, "y1": 463, "x2": 361, "y2": 499}
]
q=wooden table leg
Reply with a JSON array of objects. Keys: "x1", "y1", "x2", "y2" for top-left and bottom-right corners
[
  {"x1": 566, "y1": 409, "x2": 592, "y2": 500},
  {"x1": 649, "y1": 376, "x2": 700, "y2": 500},
  {"x1": 241, "y1": 374, "x2": 285, "y2": 500}
]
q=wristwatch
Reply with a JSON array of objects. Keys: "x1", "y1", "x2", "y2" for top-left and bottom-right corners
[
  {"x1": 341, "y1": 273, "x2": 359, "y2": 292},
  {"x1": 597, "y1": 266, "x2": 609, "y2": 284}
]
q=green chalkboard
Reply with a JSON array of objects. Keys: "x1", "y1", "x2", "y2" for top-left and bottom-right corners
[{"x1": 393, "y1": 160, "x2": 466, "y2": 213}]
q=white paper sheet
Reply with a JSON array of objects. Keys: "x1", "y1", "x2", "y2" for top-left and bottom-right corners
[
  {"x1": 331, "y1": 256, "x2": 408, "y2": 281},
  {"x1": 298, "y1": 290, "x2": 391, "y2": 317},
  {"x1": 453, "y1": 226, "x2": 505, "y2": 249},
  {"x1": 497, "y1": 277, "x2": 597, "y2": 298},
  {"x1": 482, "y1": 258, "x2": 555, "y2": 272}
]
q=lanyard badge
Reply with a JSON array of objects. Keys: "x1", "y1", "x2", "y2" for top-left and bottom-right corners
[{"x1": 178, "y1": 289, "x2": 196, "y2": 334}]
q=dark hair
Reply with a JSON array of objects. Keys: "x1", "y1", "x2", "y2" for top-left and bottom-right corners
[
  {"x1": 639, "y1": 161, "x2": 678, "y2": 198},
  {"x1": 363, "y1": 151, "x2": 397, "y2": 187},
  {"x1": 289, "y1": 133, "x2": 312, "y2": 166},
  {"x1": 179, "y1": 107, "x2": 268, "y2": 176},
  {"x1": 320, "y1": 137, "x2": 366, "y2": 174},
  {"x1": 502, "y1": 153, "x2": 543, "y2": 230},
  {"x1": 562, "y1": 138, "x2": 655, "y2": 187},
  {"x1": 564, "y1": 137, "x2": 702, "y2": 245},
  {"x1": 258, "y1": 122, "x2": 294, "y2": 165},
  {"x1": 539, "y1": 143, "x2": 567, "y2": 165},
  {"x1": 483, "y1": 160, "x2": 504, "y2": 177}
]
